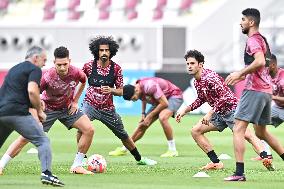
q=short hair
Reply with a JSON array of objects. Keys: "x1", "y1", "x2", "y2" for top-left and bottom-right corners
[
  {"x1": 184, "y1": 49, "x2": 205, "y2": 63},
  {"x1": 271, "y1": 53, "x2": 277, "y2": 64},
  {"x1": 25, "y1": 46, "x2": 44, "y2": 59},
  {"x1": 123, "y1": 84, "x2": 135, "y2": 100},
  {"x1": 54, "y1": 46, "x2": 69, "y2": 58},
  {"x1": 89, "y1": 36, "x2": 119, "y2": 60},
  {"x1": 242, "y1": 8, "x2": 261, "y2": 26}
]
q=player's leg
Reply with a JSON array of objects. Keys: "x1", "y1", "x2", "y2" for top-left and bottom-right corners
[
  {"x1": 69, "y1": 113, "x2": 94, "y2": 175},
  {"x1": 1, "y1": 115, "x2": 64, "y2": 186}
]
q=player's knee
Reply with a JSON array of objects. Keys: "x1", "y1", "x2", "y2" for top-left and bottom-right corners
[
  {"x1": 158, "y1": 114, "x2": 169, "y2": 123},
  {"x1": 191, "y1": 125, "x2": 202, "y2": 137}
]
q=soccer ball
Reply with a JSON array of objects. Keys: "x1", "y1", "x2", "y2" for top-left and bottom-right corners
[{"x1": 87, "y1": 154, "x2": 107, "y2": 173}]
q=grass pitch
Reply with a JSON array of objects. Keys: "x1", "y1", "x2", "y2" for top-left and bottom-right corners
[{"x1": 0, "y1": 115, "x2": 284, "y2": 189}]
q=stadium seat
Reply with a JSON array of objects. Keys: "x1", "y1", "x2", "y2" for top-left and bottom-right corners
[
  {"x1": 68, "y1": 0, "x2": 80, "y2": 10},
  {"x1": 98, "y1": 0, "x2": 111, "y2": 10},
  {"x1": 68, "y1": 10, "x2": 81, "y2": 20},
  {"x1": 157, "y1": 0, "x2": 167, "y2": 9},
  {"x1": 43, "y1": 9, "x2": 55, "y2": 20},
  {"x1": 44, "y1": 0, "x2": 55, "y2": 10},
  {"x1": 125, "y1": 0, "x2": 138, "y2": 10},
  {"x1": 126, "y1": 10, "x2": 138, "y2": 20},
  {"x1": 153, "y1": 8, "x2": 163, "y2": 20},
  {"x1": 99, "y1": 9, "x2": 109, "y2": 20},
  {"x1": 180, "y1": 0, "x2": 192, "y2": 11}
]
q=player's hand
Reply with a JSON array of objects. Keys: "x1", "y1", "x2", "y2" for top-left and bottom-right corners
[
  {"x1": 225, "y1": 71, "x2": 242, "y2": 85},
  {"x1": 38, "y1": 110, "x2": 47, "y2": 123},
  {"x1": 68, "y1": 102, "x2": 78, "y2": 115},
  {"x1": 201, "y1": 116, "x2": 210, "y2": 126},
  {"x1": 176, "y1": 109, "x2": 186, "y2": 123},
  {"x1": 101, "y1": 86, "x2": 113, "y2": 94},
  {"x1": 40, "y1": 100, "x2": 45, "y2": 111}
]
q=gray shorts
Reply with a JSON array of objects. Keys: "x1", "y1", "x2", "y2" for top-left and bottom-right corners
[
  {"x1": 210, "y1": 110, "x2": 235, "y2": 132},
  {"x1": 271, "y1": 104, "x2": 284, "y2": 127},
  {"x1": 235, "y1": 90, "x2": 271, "y2": 126},
  {"x1": 82, "y1": 102, "x2": 128, "y2": 140},
  {"x1": 147, "y1": 97, "x2": 183, "y2": 117},
  {"x1": 43, "y1": 108, "x2": 84, "y2": 132}
]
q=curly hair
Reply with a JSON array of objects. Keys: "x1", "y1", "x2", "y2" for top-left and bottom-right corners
[
  {"x1": 54, "y1": 46, "x2": 69, "y2": 58},
  {"x1": 184, "y1": 49, "x2": 204, "y2": 63},
  {"x1": 89, "y1": 36, "x2": 119, "y2": 60}
]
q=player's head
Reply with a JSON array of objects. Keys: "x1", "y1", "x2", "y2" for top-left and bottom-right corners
[
  {"x1": 54, "y1": 46, "x2": 70, "y2": 77},
  {"x1": 123, "y1": 84, "x2": 140, "y2": 101},
  {"x1": 25, "y1": 46, "x2": 47, "y2": 68},
  {"x1": 241, "y1": 8, "x2": 260, "y2": 34},
  {"x1": 269, "y1": 53, "x2": 278, "y2": 76},
  {"x1": 184, "y1": 50, "x2": 204, "y2": 76},
  {"x1": 89, "y1": 36, "x2": 119, "y2": 63}
]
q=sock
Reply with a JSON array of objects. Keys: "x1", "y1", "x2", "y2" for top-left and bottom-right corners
[
  {"x1": 262, "y1": 140, "x2": 272, "y2": 155},
  {"x1": 71, "y1": 152, "x2": 85, "y2": 169},
  {"x1": 42, "y1": 170, "x2": 52, "y2": 176},
  {"x1": 280, "y1": 153, "x2": 284, "y2": 161},
  {"x1": 207, "y1": 150, "x2": 220, "y2": 163},
  {"x1": 0, "y1": 154, "x2": 12, "y2": 168},
  {"x1": 259, "y1": 151, "x2": 268, "y2": 159},
  {"x1": 130, "y1": 147, "x2": 141, "y2": 161},
  {"x1": 235, "y1": 162, "x2": 244, "y2": 176},
  {"x1": 167, "y1": 139, "x2": 176, "y2": 151}
]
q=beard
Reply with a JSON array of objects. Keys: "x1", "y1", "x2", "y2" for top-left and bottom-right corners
[
  {"x1": 242, "y1": 28, "x2": 249, "y2": 34},
  {"x1": 100, "y1": 56, "x2": 108, "y2": 63}
]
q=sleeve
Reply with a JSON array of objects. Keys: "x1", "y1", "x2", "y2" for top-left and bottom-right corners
[
  {"x1": 40, "y1": 72, "x2": 48, "y2": 92},
  {"x1": 188, "y1": 83, "x2": 205, "y2": 111},
  {"x1": 247, "y1": 37, "x2": 264, "y2": 56},
  {"x1": 28, "y1": 67, "x2": 42, "y2": 87},
  {"x1": 77, "y1": 68, "x2": 86, "y2": 83},
  {"x1": 82, "y1": 62, "x2": 90, "y2": 77},
  {"x1": 150, "y1": 82, "x2": 163, "y2": 100},
  {"x1": 115, "y1": 65, "x2": 124, "y2": 88}
]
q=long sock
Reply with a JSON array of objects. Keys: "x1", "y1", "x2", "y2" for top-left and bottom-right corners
[
  {"x1": 0, "y1": 154, "x2": 12, "y2": 168},
  {"x1": 71, "y1": 152, "x2": 85, "y2": 169},
  {"x1": 167, "y1": 139, "x2": 176, "y2": 151},
  {"x1": 262, "y1": 140, "x2": 272, "y2": 155},
  {"x1": 235, "y1": 162, "x2": 244, "y2": 176},
  {"x1": 280, "y1": 153, "x2": 284, "y2": 161},
  {"x1": 207, "y1": 150, "x2": 220, "y2": 163},
  {"x1": 130, "y1": 147, "x2": 141, "y2": 161}
]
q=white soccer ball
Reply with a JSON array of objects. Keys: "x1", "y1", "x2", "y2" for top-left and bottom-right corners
[{"x1": 87, "y1": 154, "x2": 107, "y2": 173}]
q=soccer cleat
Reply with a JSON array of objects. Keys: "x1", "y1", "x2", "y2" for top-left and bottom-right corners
[
  {"x1": 41, "y1": 173, "x2": 65, "y2": 187},
  {"x1": 137, "y1": 157, "x2": 157, "y2": 166},
  {"x1": 108, "y1": 147, "x2": 127, "y2": 156},
  {"x1": 224, "y1": 174, "x2": 246, "y2": 181},
  {"x1": 200, "y1": 162, "x2": 224, "y2": 170},
  {"x1": 262, "y1": 158, "x2": 275, "y2": 171},
  {"x1": 251, "y1": 155, "x2": 273, "y2": 161},
  {"x1": 160, "y1": 150, "x2": 179, "y2": 157},
  {"x1": 70, "y1": 166, "x2": 94, "y2": 175},
  {"x1": 0, "y1": 167, "x2": 3, "y2": 175}
]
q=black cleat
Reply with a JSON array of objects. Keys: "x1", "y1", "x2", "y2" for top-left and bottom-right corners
[{"x1": 41, "y1": 173, "x2": 65, "y2": 187}]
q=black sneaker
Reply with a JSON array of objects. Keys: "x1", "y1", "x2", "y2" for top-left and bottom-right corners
[{"x1": 41, "y1": 173, "x2": 65, "y2": 187}]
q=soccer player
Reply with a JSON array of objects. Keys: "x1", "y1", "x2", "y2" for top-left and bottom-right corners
[
  {"x1": 252, "y1": 54, "x2": 284, "y2": 160},
  {"x1": 0, "y1": 46, "x2": 94, "y2": 175},
  {"x1": 175, "y1": 49, "x2": 268, "y2": 170},
  {"x1": 224, "y1": 8, "x2": 284, "y2": 181},
  {"x1": 82, "y1": 36, "x2": 156, "y2": 165},
  {"x1": 109, "y1": 77, "x2": 183, "y2": 157},
  {"x1": 0, "y1": 46, "x2": 64, "y2": 186}
]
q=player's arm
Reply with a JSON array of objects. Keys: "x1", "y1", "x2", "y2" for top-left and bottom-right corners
[
  {"x1": 28, "y1": 81, "x2": 46, "y2": 122},
  {"x1": 226, "y1": 52, "x2": 265, "y2": 85},
  {"x1": 272, "y1": 95, "x2": 284, "y2": 106},
  {"x1": 145, "y1": 95, "x2": 168, "y2": 121}
]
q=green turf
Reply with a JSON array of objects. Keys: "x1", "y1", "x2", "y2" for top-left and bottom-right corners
[{"x1": 0, "y1": 115, "x2": 284, "y2": 189}]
